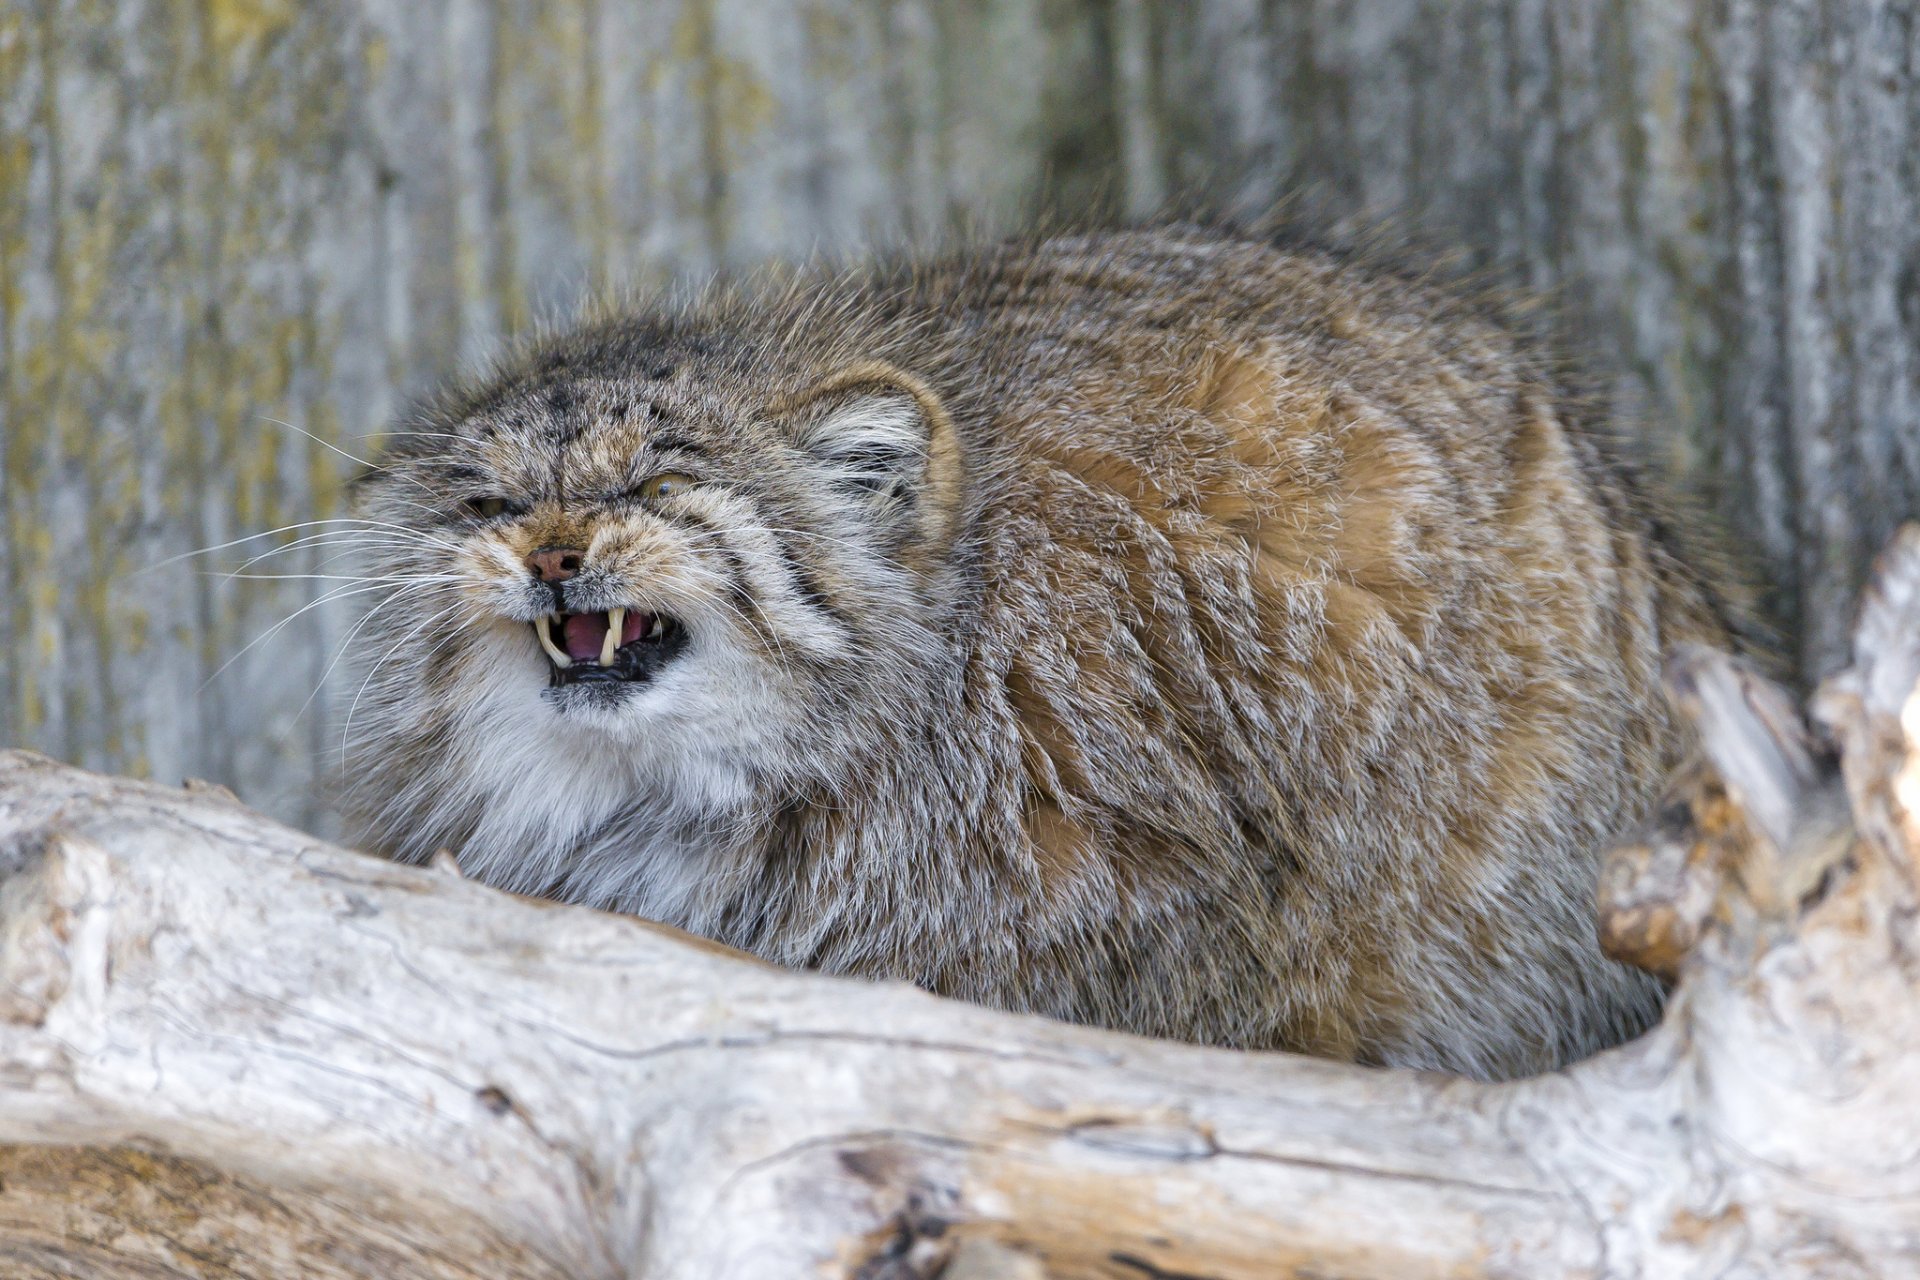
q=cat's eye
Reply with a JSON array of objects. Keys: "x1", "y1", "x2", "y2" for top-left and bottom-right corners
[
  {"x1": 464, "y1": 496, "x2": 512, "y2": 519},
  {"x1": 638, "y1": 473, "x2": 695, "y2": 501}
]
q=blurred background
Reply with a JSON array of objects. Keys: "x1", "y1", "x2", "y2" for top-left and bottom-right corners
[{"x1": 2, "y1": 0, "x2": 1917, "y2": 831}]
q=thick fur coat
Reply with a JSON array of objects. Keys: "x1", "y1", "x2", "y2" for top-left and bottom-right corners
[{"x1": 342, "y1": 225, "x2": 1743, "y2": 1079}]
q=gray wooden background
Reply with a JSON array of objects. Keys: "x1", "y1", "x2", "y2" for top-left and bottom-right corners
[{"x1": 4, "y1": 0, "x2": 1917, "y2": 830}]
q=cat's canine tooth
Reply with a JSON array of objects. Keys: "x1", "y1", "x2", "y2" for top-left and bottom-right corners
[
  {"x1": 646, "y1": 614, "x2": 664, "y2": 640},
  {"x1": 533, "y1": 615, "x2": 570, "y2": 669},
  {"x1": 600, "y1": 608, "x2": 625, "y2": 667}
]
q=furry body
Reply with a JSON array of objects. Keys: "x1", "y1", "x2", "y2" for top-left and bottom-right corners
[{"x1": 344, "y1": 225, "x2": 1737, "y2": 1079}]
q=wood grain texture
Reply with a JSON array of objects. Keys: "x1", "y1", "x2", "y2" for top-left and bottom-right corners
[
  {"x1": 2, "y1": 526, "x2": 1920, "y2": 1276},
  {"x1": 3, "y1": 0, "x2": 1916, "y2": 824}
]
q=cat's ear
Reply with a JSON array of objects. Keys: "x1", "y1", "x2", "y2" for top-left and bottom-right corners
[{"x1": 779, "y1": 362, "x2": 963, "y2": 544}]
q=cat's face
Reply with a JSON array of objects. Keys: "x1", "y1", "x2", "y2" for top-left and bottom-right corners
[{"x1": 341, "y1": 342, "x2": 960, "y2": 868}]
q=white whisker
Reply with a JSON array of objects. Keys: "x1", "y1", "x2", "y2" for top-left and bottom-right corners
[
  {"x1": 198, "y1": 579, "x2": 415, "y2": 694},
  {"x1": 338, "y1": 598, "x2": 472, "y2": 756}
]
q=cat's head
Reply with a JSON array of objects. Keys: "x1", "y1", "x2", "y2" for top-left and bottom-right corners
[{"x1": 338, "y1": 317, "x2": 962, "y2": 874}]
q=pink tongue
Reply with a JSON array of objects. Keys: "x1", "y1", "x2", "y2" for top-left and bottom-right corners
[
  {"x1": 559, "y1": 611, "x2": 651, "y2": 662},
  {"x1": 561, "y1": 613, "x2": 609, "y2": 661}
]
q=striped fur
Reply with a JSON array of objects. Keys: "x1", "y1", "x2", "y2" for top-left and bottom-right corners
[{"x1": 341, "y1": 225, "x2": 1744, "y2": 1079}]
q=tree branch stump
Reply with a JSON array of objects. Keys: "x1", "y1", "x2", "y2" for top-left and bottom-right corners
[{"x1": 4, "y1": 526, "x2": 1920, "y2": 1278}]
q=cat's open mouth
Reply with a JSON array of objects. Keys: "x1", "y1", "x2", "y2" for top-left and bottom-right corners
[{"x1": 533, "y1": 608, "x2": 687, "y2": 687}]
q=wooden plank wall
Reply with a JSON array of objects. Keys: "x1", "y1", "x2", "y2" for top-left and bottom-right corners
[{"x1": 3, "y1": 0, "x2": 1915, "y2": 827}]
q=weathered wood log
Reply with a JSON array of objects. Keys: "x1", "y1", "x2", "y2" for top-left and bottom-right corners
[{"x1": 2, "y1": 525, "x2": 1919, "y2": 1277}]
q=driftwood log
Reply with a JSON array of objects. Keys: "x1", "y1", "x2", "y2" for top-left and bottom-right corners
[{"x1": 3, "y1": 526, "x2": 1920, "y2": 1278}]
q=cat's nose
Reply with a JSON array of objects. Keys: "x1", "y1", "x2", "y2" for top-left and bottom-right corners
[{"x1": 526, "y1": 547, "x2": 585, "y2": 583}]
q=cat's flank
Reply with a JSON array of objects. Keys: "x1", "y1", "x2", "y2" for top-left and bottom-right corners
[{"x1": 343, "y1": 224, "x2": 1742, "y2": 1080}]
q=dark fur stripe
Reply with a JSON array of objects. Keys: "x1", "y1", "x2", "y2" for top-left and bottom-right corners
[{"x1": 766, "y1": 524, "x2": 851, "y2": 629}]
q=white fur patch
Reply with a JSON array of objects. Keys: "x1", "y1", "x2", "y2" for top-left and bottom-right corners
[{"x1": 801, "y1": 393, "x2": 927, "y2": 496}]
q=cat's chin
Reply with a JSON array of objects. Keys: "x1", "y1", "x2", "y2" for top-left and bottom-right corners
[
  {"x1": 529, "y1": 676, "x2": 683, "y2": 742},
  {"x1": 541, "y1": 679, "x2": 646, "y2": 714}
]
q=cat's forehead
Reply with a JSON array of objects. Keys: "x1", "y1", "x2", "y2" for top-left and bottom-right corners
[
  {"x1": 472, "y1": 375, "x2": 680, "y2": 438},
  {"x1": 424, "y1": 368, "x2": 785, "y2": 497}
]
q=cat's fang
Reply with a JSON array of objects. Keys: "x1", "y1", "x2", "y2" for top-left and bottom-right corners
[
  {"x1": 533, "y1": 615, "x2": 570, "y2": 668},
  {"x1": 601, "y1": 608, "x2": 625, "y2": 667}
]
